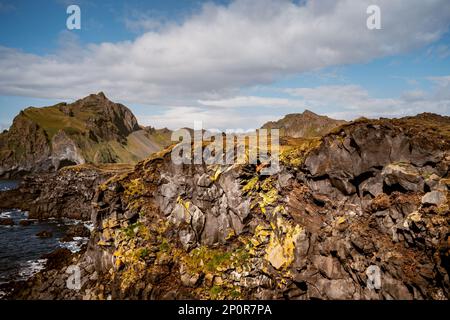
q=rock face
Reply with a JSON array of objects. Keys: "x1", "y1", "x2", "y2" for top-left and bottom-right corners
[
  {"x1": 0, "y1": 93, "x2": 172, "y2": 178},
  {"x1": 0, "y1": 163, "x2": 133, "y2": 220},
  {"x1": 303, "y1": 115, "x2": 450, "y2": 200},
  {"x1": 261, "y1": 110, "x2": 346, "y2": 138},
  {"x1": 3, "y1": 113, "x2": 449, "y2": 300}
]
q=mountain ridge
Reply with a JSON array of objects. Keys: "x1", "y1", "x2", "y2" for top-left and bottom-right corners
[
  {"x1": 0, "y1": 92, "x2": 172, "y2": 178},
  {"x1": 261, "y1": 109, "x2": 347, "y2": 138}
]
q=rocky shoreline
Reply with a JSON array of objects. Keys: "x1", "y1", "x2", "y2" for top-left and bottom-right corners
[
  {"x1": 1, "y1": 114, "x2": 449, "y2": 300},
  {"x1": 0, "y1": 163, "x2": 133, "y2": 221}
]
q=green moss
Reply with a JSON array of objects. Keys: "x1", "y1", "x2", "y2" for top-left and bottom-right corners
[
  {"x1": 183, "y1": 245, "x2": 249, "y2": 274},
  {"x1": 137, "y1": 247, "x2": 150, "y2": 260},
  {"x1": 209, "y1": 285, "x2": 223, "y2": 299},
  {"x1": 159, "y1": 239, "x2": 170, "y2": 252},
  {"x1": 205, "y1": 251, "x2": 232, "y2": 272},
  {"x1": 122, "y1": 222, "x2": 142, "y2": 238},
  {"x1": 230, "y1": 289, "x2": 242, "y2": 299}
]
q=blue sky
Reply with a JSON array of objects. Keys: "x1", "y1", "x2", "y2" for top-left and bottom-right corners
[{"x1": 0, "y1": 0, "x2": 450, "y2": 130}]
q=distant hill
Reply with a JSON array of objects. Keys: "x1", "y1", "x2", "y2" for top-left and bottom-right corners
[
  {"x1": 0, "y1": 92, "x2": 172, "y2": 178},
  {"x1": 261, "y1": 110, "x2": 346, "y2": 138}
]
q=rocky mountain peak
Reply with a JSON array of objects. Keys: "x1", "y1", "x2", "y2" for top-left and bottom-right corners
[
  {"x1": 77, "y1": 91, "x2": 110, "y2": 105},
  {"x1": 262, "y1": 110, "x2": 346, "y2": 138},
  {"x1": 0, "y1": 94, "x2": 172, "y2": 178}
]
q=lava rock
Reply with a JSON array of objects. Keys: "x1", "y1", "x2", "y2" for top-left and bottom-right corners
[
  {"x1": 0, "y1": 218, "x2": 14, "y2": 226},
  {"x1": 42, "y1": 248, "x2": 73, "y2": 270},
  {"x1": 19, "y1": 219, "x2": 33, "y2": 226},
  {"x1": 421, "y1": 191, "x2": 447, "y2": 207},
  {"x1": 36, "y1": 230, "x2": 53, "y2": 238}
]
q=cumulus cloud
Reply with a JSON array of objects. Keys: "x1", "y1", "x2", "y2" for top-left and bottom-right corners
[
  {"x1": 195, "y1": 79, "x2": 450, "y2": 126},
  {"x1": 284, "y1": 82, "x2": 450, "y2": 119},
  {"x1": 138, "y1": 106, "x2": 275, "y2": 130},
  {"x1": 1, "y1": 0, "x2": 450, "y2": 105},
  {"x1": 198, "y1": 96, "x2": 306, "y2": 108}
]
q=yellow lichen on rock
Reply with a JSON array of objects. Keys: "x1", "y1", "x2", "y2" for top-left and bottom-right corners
[
  {"x1": 242, "y1": 176, "x2": 259, "y2": 194},
  {"x1": 265, "y1": 220, "x2": 302, "y2": 270},
  {"x1": 210, "y1": 167, "x2": 222, "y2": 182}
]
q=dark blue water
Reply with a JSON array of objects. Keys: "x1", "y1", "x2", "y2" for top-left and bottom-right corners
[
  {"x1": 0, "y1": 180, "x2": 89, "y2": 284},
  {"x1": 0, "y1": 180, "x2": 21, "y2": 192}
]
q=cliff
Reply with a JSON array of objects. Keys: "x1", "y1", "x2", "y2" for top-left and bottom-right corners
[
  {"x1": 5, "y1": 113, "x2": 449, "y2": 300},
  {"x1": 0, "y1": 163, "x2": 134, "y2": 220},
  {"x1": 0, "y1": 93, "x2": 171, "y2": 178}
]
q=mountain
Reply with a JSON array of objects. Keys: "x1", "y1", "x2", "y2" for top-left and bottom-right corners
[
  {"x1": 0, "y1": 92, "x2": 172, "y2": 178},
  {"x1": 261, "y1": 110, "x2": 347, "y2": 138},
  {"x1": 3, "y1": 112, "x2": 449, "y2": 300}
]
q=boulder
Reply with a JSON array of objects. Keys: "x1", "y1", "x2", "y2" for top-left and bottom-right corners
[
  {"x1": 360, "y1": 175, "x2": 383, "y2": 197},
  {"x1": 36, "y1": 230, "x2": 53, "y2": 238},
  {"x1": 382, "y1": 163, "x2": 424, "y2": 192},
  {"x1": 0, "y1": 217, "x2": 14, "y2": 226},
  {"x1": 19, "y1": 219, "x2": 33, "y2": 226},
  {"x1": 421, "y1": 191, "x2": 447, "y2": 206}
]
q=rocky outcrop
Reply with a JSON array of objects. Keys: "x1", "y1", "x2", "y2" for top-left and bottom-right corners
[
  {"x1": 3, "y1": 113, "x2": 449, "y2": 300},
  {"x1": 261, "y1": 110, "x2": 346, "y2": 138},
  {"x1": 302, "y1": 116, "x2": 450, "y2": 201},
  {"x1": 0, "y1": 93, "x2": 172, "y2": 178},
  {"x1": 0, "y1": 163, "x2": 133, "y2": 220}
]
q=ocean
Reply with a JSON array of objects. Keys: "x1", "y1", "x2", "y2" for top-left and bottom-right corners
[{"x1": 0, "y1": 180, "x2": 89, "y2": 284}]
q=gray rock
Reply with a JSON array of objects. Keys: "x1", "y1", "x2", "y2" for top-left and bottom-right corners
[
  {"x1": 382, "y1": 163, "x2": 424, "y2": 192},
  {"x1": 312, "y1": 255, "x2": 344, "y2": 280},
  {"x1": 191, "y1": 205, "x2": 205, "y2": 237},
  {"x1": 360, "y1": 175, "x2": 383, "y2": 197},
  {"x1": 316, "y1": 278, "x2": 356, "y2": 299},
  {"x1": 197, "y1": 173, "x2": 213, "y2": 187},
  {"x1": 421, "y1": 191, "x2": 447, "y2": 206},
  {"x1": 179, "y1": 229, "x2": 196, "y2": 251}
]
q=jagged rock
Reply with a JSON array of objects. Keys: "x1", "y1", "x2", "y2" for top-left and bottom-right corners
[
  {"x1": 179, "y1": 229, "x2": 196, "y2": 251},
  {"x1": 197, "y1": 173, "x2": 213, "y2": 187},
  {"x1": 61, "y1": 223, "x2": 91, "y2": 242},
  {"x1": 315, "y1": 279, "x2": 356, "y2": 299},
  {"x1": 425, "y1": 174, "x2": 441, "y2": 191},
  {"x1": 0, "y1": 164, "x2": 131, "y2": 220},
  {"x1": 41, "y1": 248, "x2": 74, "y2": 270},
  {"x1": 180, "y1": 272, "x2": 201, "y2": 287},
  {"x1": 312, "y1": 255, "x2": 344, "y2": 279},
  {"x1": 0, "y1": 218, "x2": 14, "y2": 226},
  {"x1": 421, "y1": 191, "x2": 447, "y2": 206},
  {"x1": 19, "y1": 219, "x2": 33, "y2": 226},
  {"x1": 36, "y1": 230, "x2": 53, "y2": 238},
  {"x1": 382, "y1": 276, "x2": 413, "y2": 300},
  {"x1": 4, "y1": 112, "x2": 449, "y2": 301},
  {"x1": 382, "y1": 163, "x2": 424, "y2": 192},
  {"x1": 360, "y1": 175, "x2": 383, "y2": 197},
  {"x1": 191, "y1": 205, "x2": 205, "y2": 237}
]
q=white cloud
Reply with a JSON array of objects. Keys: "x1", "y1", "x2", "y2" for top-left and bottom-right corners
[
  {"x1": 138, "y1": 106, "x2": 274, "y2": 130},
  {"x1": 193, "y1": 80, "x2": 450, "y2": 126},
  {"x1": 198, "y1": 96, "x2": 305, "y2": 108},
  {"x1": 286, "y1": 85, "x2": 372, "y2": 108},
  {"x1": 284, "y1": 83, "x2": 450, "y2": 119},
  {"x1": 1, "y1": 0, "x2": 450, "y2": 105}
]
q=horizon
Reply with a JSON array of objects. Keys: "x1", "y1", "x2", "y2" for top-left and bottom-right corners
[{"x1": 1, "y1": 0, "x2": 450, "y2": 130}]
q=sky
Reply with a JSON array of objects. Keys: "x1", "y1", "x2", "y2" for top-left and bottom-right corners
[{"x1": 0, "y1": 0, "x2": 450, "y2": 131}]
